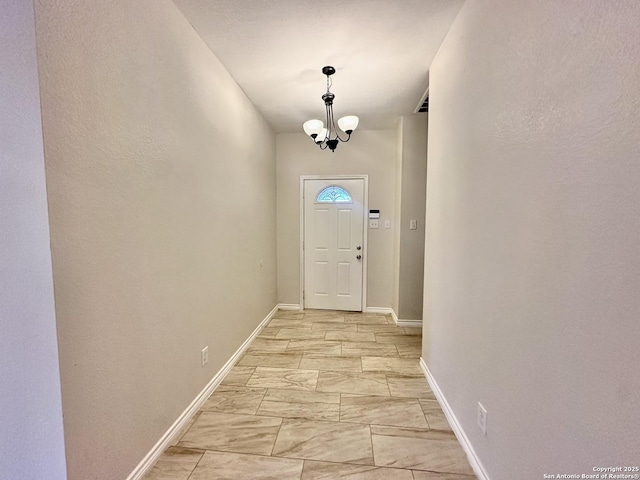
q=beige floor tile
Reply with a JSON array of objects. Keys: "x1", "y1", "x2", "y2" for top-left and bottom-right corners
[
  {"x1": 412, "y1": 471, "x2": 476, "y2": 479},
  {"x1": 272, "y1": 419, "x2": 373, "y2": 464},
  {"x1": 357, "y1": 324, "x2": 405, "y2": 334},
  {"x1": 143, "y1": 446, "x2": 204, "y2": 480},
  {"x1": 268, "y1": 318, "x2": 313, "y2": 328},
  {"x1": 344, "y1": 312, "x2": 387, "y2": 317},
  {"x1": 403, "y1": 327, "x2": 422, "y2": 336},
  {"x1": 342, "y1": 342, "x2": 399, "y2": 357},
  {"x1": 238, "y1": 353, "x2": 302, "y2": 369},
  {"x1": 221, "y1": 366, "x2": 255, "y2": 387},
  {"x1": 312, "y1": 322, "x2": 358, "y2": 332},
  {"x1": 371, "y1": 429, "x2": 474, "y2": 474},
  {"x1": 301, "y1": 460, "x2": 413, "y2": 479},
  {"x1": 345, "y1": 315, "x2": 390, "y2": 325},
  {"x1": 361, "y1": 357, "x2": 423, "y2": 376},
  {"x1": 370, "y1": 425, "x2": 432, "y2": 439},
  {"x1": 325, "y1": 331, "x2": 376, "y2": 342},
  {"x1": 286, "y1": 339, "x2": 342, "y2": 355},
  {"x1": 303, "y1": 309, "x2": 344, "y2": 318},
  {"x1": 420, "y1": 400, "x2": 452, "y2": 431},
  {"x1": 257, "y1": 389, "x2": 340, "y2": 421},
  {"x1": 374, "y1": 334, "x2": 422, "y2": 345},
  {"x1": 273, "y1": 311, "x2": 305, "y2": 320},
  {"x1": 246, "y1": 367, "x2": 319, "y2": 391},
  {"x1": 305, "y1": 315, "x2": 346, "y2": 323},
  {"x1": 387, "y1": 376, "x2": 435, "y2": 399},
  {"x1": 276, "y1": 328, "x2": 326, "y2": 340},
  {"x1": 245, "y1": 338, "x2": 290, "y2": 354},
  {"x1": 340, "y1": 395, "x2": 428, "y2": 428},
  {"x1": 257, "y1": 327, "x2": 281, "y2": 339},
  {"x1": 316, "y1": 371, "x2": 390, "y2": 396},
  {"x1": 178, "y1": 412, "x2": 281, "y2": 455},
  {"x1": 201, "y1": 386, "x2": 266, "y2": 415},
  {"x1": 299, "y1": 355, "x2": 362, "y2": 372},
  {"x1": 189, "y1": 451, "x2": 303, "y2": 480},
  {"x1": 396, "y1": 343, "x2": 422, "y2": 358}
]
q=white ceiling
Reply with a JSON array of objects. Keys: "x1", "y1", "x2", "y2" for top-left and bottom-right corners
[{"x1": 173, "y1": 0, "x2": 464, "y2": 133}]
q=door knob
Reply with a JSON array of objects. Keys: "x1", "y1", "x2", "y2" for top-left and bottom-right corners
[
  {"x1": 356, "y1": 246, "x2": 361, "y2": 250},
  {"x1": 356, "y1": 255, "x2": 362, "y2": 260}
]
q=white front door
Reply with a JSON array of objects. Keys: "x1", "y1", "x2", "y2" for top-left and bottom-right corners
[{"x1": 303, "y1": 178, "x2": 365, "y2": 311}]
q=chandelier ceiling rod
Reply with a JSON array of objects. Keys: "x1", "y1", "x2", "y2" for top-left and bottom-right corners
[{"x1": 302, "y1": 66, "x2": 359, "y2": 152}]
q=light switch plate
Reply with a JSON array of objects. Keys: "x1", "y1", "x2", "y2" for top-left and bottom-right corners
[
  {"x1": 410, "y1": 220, "x2": 417, "y2": 230},
  {"x1": 384, "y1": 220, "x2": 391, "y2": 229}
]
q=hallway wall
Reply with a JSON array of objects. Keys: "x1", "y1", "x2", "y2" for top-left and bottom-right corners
[
  {"x1": 424, "y1": 0, "x2": 640, "y2": 478},
  {"x1": 34, "y1": 1, "x2": 277, "y2": 478},
  {"x1": 395, "y1": 114, "x2": 428, "y2": 321},
  {"x1": 276, "y1": 130, "x2": 396, "y2": 309},
  {"x1": 0, "y1": 1, "x2": 67, "y2": 478}
]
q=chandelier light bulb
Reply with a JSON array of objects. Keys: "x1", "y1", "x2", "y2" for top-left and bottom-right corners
[
  {"x1": 315, "y1": 128, "x2": 328, "y2": 144},
  {"x1": 338, "y1": 115, "x2": 359, "y2": 134},
  {"x1": 303, "y1": 119, "x2": 324, "y2": 137}
]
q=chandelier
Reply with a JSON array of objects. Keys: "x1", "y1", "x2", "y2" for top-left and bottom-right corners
[{"x1": 302, "y1": 66, "x2": 359, "y2": 152}]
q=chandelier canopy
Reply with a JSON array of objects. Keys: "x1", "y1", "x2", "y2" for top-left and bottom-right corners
[{"x1": 302, "y1": 66, "x2": 359, "y2": 152}]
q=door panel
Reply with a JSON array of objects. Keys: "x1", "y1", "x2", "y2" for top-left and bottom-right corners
[
  {"x1": 337, "y1": 209, "x2": 351, "y2": 250},
  {"x1": 314, "y1": 209, "x2": 330, "y2": 249},
  {"x1": 304, "y1": 178, "x2": 364, "y2": 311},
  {"x1": 314, "y1": 261, "x2": 329, "y2": 295},
  {"x1": 336, "y1": 262, "x2": 351, "y2": 296}
]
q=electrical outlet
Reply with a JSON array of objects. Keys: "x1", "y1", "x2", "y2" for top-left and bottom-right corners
[
  {"x1": 477, "y1": 402, "x2": 487, "y2": 435},
  {"x1": 201, "y1": 346, "x2": 208, "y2": 367},
  {"x1": 369, "y1": 219, "x2": 379, "y2": 229}
]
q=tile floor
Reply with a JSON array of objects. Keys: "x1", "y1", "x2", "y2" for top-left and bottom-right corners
[{"x1": 144, "y1": 310, "x2": 476, "y2": 480}]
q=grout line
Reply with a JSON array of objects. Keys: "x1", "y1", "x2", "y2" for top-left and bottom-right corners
[
  {"x1": 184, "y1": 448, "x2": 206, "y2": 480},
  {"x1": 383, "y1": 373, "x2": 392, "y2": 397},
  {"x1": 254, "y1": 388, "x2": 269, "y2": 416},
  {"x1": 269, "y1": 420, "x2": 285, "y2": 457},
  {"x1": 368, "y1": 424, "x2": 376, "y2": 467}
]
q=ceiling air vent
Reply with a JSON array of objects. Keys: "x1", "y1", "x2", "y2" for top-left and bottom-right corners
[
  {"x1": 414, "y1": 87, "x2": 429, "y2": 114},
  {"x1": 417, "y1": 97, "x2": 429, "y2": 113}
]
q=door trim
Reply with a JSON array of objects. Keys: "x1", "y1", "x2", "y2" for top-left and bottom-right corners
[{"x1": 300, "y1": 175, "x2": 369, "y2": 311}]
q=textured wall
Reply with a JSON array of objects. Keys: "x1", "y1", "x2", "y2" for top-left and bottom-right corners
[
  {"x1": 34, "y1": 0, "x2": 277, "y2": 478},
  {"x1": 0, "y1": 0, "x2": 67, "y2": 478},
  {"x1": 276, "y1": 130, "x2": 397, "y2": 308},
  {"x1": 424, "y1": 0, "x2": 640, "y2": 478}
]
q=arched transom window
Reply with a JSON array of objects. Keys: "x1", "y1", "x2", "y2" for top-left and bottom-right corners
[{"x1": 316, "y1": 185, "x2": 353, "y2": 203}]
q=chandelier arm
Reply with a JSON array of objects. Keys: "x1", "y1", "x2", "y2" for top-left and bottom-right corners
[{"x1": 336, "y1": 132, "x2": 350, "y2": 142}]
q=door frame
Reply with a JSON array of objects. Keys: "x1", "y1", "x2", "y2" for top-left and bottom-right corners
[{"x1": 299, "y1": 174, "x2": 369, "y2": 311}]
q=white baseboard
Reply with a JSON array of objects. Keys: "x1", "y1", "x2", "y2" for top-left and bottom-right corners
[
  {"x1": 125, "y1": 304, "x2": 279, "y2": 480},
  {"x1": 277, "y1": 303, "x2": 302, "y2": 311},
  {"x1": 364, "y1": 307, "x2": 394, "y2": 315},
  {"x1": 396, "y1": 319, "x2": 422, "y2": 327},
  {"x1": 366, "y1": 307, "x2": 422, "y2": 328},
  {"x1": 419, "y1": 358, "x2": 490, "y2": 480}
]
